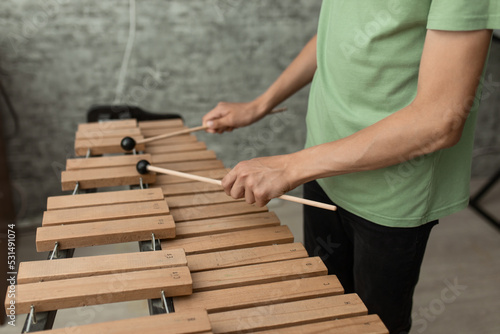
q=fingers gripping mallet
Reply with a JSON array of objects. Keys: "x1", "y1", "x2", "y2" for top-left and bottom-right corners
[
  {"x1": 122, "y1": 107, "x2": 288, "y2": 152},
  {"x1": 136, "y1": 159, "x2": 337, "y2": 211}
]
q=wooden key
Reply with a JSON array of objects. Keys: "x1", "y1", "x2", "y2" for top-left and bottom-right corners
[
  {"x1": 75, "y1": 136, "x2": 146, "y2": 156},
  {"x1": 18, "y1": 249, "x2": 187, "y2": 283},
  {"x1": 154, "y1": 168, "x2": 229, "y2": 185},
  {"x1": 140, "y1": 126, "x2": 188, "y2": 137},
  {"x1": 37, "y1": 215, "x2": 175, "y2": 251},
  {"x1": 175, "y1": 212, "x2": 280, "y2": 238},
  {"x1": 42, "y1": 200, "x2": 169, "y2": 226},
  {"x1": 252, "y1": 314, "x2": 389, "y2": 334},
  {"x1": 146, "y1": 134, "x2": 199, "y2": 146},
  {"x1": 173, "y1": 275, "x2": 343, "y2": 314},
  {"x1": 47, "y1": 188, "x2": 164, "y2": 210},
  {"x1": 7, "y1": 267, "x2": 192, "y2": 314},
  {"x1": 78, "y1": 119, "x2": 137, "y2": 132},
  {"x1": 209, "y1": 294, "x2": 367, "y2": 333},
  {"x1": 61, "y1": 165, "x2": 156, "y2": 190},
  {"x1": 139, "y1": 118, "x2": 185, "y2": 129},
  {"x1": 161, "y1": 225, "x2": 294, "y2": 255},
  {"x1": 166, "y1": 191, "x2": 244, "y2": 209},
  {"x1": 154, "y1": 182, "x2": 223, "y2": 197},
  {"x1": 75, "y1": 127, "x2": 141, "y2": 140},
  {"x1": 191, "y1": 257, "x2": 327, "y2": 292},
  {"x1": 151, "y1": 150, "x2": 217, "y2": 164},
  {"x1": 186, "y1": 243, "x2": 309, "y2": 273},
  {"x1": 154, "y1": 160, "x2": 224, "y2": 172},
  {"x1": 146, "y1": 141, "x2": 207, "y2": 155},
  {"x1": 66, "y1": 154, "x2": 152, "y2": 170},
  {"x1": 171, "y1": 202, "x2": 268, "y2": 222},
  {"x1": 42, "y1": 309, "x2": 213, "y2": 334}
]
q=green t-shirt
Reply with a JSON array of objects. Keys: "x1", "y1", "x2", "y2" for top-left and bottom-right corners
[{"x1": 306, "y1": 0, "x2": 500, "y2": 227}]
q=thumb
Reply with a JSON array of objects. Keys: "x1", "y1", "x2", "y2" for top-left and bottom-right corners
[{"x1": 205, "y1": 116, "x2": 232, "y2": 133}]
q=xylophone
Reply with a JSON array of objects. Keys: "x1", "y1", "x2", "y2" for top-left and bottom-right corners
[{"x1": 5, "y1": 118, "x2": 389, "y2": 333}]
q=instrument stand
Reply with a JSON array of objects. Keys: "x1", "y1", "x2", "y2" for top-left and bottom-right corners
[{"x1": 469, "y1": 167, "x2": 500, "y2": 231}]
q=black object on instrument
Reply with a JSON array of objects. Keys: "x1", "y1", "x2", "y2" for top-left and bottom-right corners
[
  {"x1": 121, "y1": 136, "x2": 136, "y2": 151},
  {"x1": 136, "y1": 160, "x2": 151, "y2": 174}
]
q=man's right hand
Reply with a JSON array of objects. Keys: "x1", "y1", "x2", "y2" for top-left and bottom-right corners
[{"x1": 202, "y1": 100, "x2": 269, "y2": 134}]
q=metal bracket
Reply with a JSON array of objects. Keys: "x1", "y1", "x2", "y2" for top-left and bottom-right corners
[
  {"x1": 49, "y1": 242, "x2": 59, "y2": 260},
  {"x1": 72, "y1": 182, "x2": 80, "y2": 196}
]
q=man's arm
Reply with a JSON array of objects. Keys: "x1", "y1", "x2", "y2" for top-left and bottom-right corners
[
  {"x1": 203, "y1": 35, "x2": 317, "y2": 133},
  {"x1": 222, "y1": 29, "x2": 492, "y2": 206}
]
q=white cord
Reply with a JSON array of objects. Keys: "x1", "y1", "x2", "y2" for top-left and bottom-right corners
[{"x1": 114, "y1": 0, "x2": 136, "y2": 103}]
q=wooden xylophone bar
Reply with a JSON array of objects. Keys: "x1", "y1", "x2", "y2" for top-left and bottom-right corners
[{"x1": 6, "y1": 118, "x2": 389, "y2": 333}]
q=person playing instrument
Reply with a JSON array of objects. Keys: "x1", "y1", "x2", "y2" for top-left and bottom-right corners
[{"x1": 202, "y1": 1, "x2": 500, "y2": 333}]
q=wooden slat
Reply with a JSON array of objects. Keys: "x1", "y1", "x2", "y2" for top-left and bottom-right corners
[
  {"x1": 146, "y1": 134, "x2": 198, "y2": 146},
  {"x1": 75, "y1": 127, "x2": 141, "y2": 139},
  {"x1": 78, "y1": 119, "x2": 137, "y2": 132},
  {"x1": 155, "y1": 160, "x2": 224, "y2": 172},
  {"x1": 154, "y1": 168, "x2": 229, "y2": 185},
  {"x1": 151, "y1": 150, "x2": 217, "y2": 164},
  {"x1": 176, "y1": 212, "x2": 280, "y2": 238},
  {"x1": 140, "y1": 126, "x2": 187, "y2": 137},
  {"x1": 192, "y1": 257, "x2": 327, "y2": 292},
  {"x1": 161, "y1": 225, "x2": 294, "y2": 255},
  {"x1": 74, "y1": 136, "x2": 146, "y2": 156},
  {"x1": 166, "y1": 191, "x2": 243, "y2": 208},
  {"x1": 174, "y1": 276, "x2": 343, "y2": 314},
  {"x1": 209, "y1": 294, "x2": 367, "y2": 334},
  {"x1": 47, "y1": 188, "x2": 164, "y2": 210},
  {"x1": 66, "y1": 154, "x2": 151, "y2": 170},
  {"x1": 145, "y1": 141, "x2": 207, "y2": 154},
  {"x1": 42, "y1": 200, "x2": 169, "y2": 226},
  {"x1": 61, "y1": 165, "x2": 155, "y2": 190},
  {"x1": 18, "y1": 249, "x2": 186, "y2": 284},
  {"x1": 139, "y1": 119, "x2": 184, "y2": 129},
  {"x1": 171, "y1": 202, "x2": 268, "y2": 222},
  {"x1": 37, "y1": 215, "x2": 175, "y2": 251},
  {"x1": 7, "y1": 267, "x2": 192, "y2": 314},
  {"x1": 155, "y1": 182, "x2": 222, "y2": 196},
  {"x1": 253, "y1": 314, "x2": 389, "y2": 334},
  {"x1": 187, "y1": 243, "x2": 308, "y2": 273},
  {"x1": 43, "y1": 309, "x2": 212, "y2": 334}
]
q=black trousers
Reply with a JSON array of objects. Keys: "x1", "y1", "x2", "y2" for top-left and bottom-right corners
[{"x1": 303, "y1": 180, "x2": 437, "y2": 334}]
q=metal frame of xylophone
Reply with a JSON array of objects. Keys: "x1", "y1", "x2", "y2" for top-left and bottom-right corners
[{"x1": 8, "y1": 118, "x2": 389, "y2": 334}]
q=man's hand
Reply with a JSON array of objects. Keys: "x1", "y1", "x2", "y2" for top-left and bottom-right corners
[
  {"x1": 202, "y1": 35, "x2": 317, "y2": 134},
  {"x1": 202, "y1": 101, "x2": 269, "y2": 134},
  {"x1": 222, "y1": 154, "x2": 298, "y2": 207}
]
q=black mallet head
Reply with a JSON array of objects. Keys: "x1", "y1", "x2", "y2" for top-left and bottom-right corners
[
  {"x1": 121, "y1": 136, "x2": 136, "y2": 151},
  {"x1": 136, "y1": 160, "x2": 151, "y2": 175}
]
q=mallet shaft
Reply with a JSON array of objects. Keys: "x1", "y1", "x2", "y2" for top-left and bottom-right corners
[{"x1": 146, "y1": 164, "x2": 337, "y2": 212}]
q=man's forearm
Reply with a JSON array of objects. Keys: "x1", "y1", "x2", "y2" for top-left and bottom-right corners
[
  {"x1": 256, "y1": 35, "x2": 317, "y2": 112},
  {"x1": 287, "y1": 30, "x2": 492, "y2": 188}
]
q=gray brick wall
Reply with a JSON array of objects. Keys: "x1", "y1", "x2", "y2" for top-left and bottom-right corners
[{"x1": 0, "y1": 1, "x2": 498, "y2": 220}]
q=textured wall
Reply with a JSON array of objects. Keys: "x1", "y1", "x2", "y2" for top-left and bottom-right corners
[
  {"x1": 0, "y1": 1, "x2": 499, "y2": 221},
  {"x1": 0, "y1": 0, "x2": 321, "y2": 220}
]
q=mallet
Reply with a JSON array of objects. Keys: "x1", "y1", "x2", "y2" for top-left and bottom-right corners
[
  {"x1": 121, "y1": 107, "x2": 288, "y2": 152},
  {"x1": 136, "y1": 160, "x2": 337, "y2": 212}
]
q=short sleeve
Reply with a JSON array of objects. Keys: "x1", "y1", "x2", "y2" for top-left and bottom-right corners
[{"x1": 427, "y1": 0, "x2": 500, "y2": 30}]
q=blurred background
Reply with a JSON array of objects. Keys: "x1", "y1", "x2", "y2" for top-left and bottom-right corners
[{"x1": 0, "y1": 1, "x2": 499, "y2": 333}]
